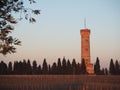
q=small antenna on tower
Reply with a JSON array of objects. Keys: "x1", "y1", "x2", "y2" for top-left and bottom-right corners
[{"x1": 84, "y1": 18, "x2": 86, "y2": 29}]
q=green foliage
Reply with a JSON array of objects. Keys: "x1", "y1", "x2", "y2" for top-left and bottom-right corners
[
  {"x1": 66, "y1": 59, "x2": 72, "y2": 74},
  {"x1": 109, "y1": 59, "x2": 120, "y2": 75},
  {"x1": 72, "y1": 58, "x2": 77, "y2": 74},
  {"x1": 115, "y1": 60, "x2": 120, "y2": 75},
  {"x1": 57, "y1": 58, "x2": 62, "y2": 74},
  {"x1": 51, "y1": 62, "x2": 57, "y2": 74},
  {"x1": 94, "y1": 57, "x2": 101, "y2": 75},
  {"x1": 0, "y1": 0, "x2": 40, "y2": 55},
  {"x1": 0, "y1": 61, "x2": 7, "y2": 74},
  {"x1": 62, "y1": 57, "x2": 67, "y2": 74},
  {"x1": 109, "y1": 59, "x2": 115, "y2": 75},
  {"x1": 42, "y1": 58, "x2": 48, "y2": 74},
  {"x1": 32, "y1": 60, "x2": 37, "y2": 74},
  {"x1": 105, "y1": 68, "x2": 108, "y2": 75},
  {"x1": 81, "y1": 59, "x2": 86, "y2": 74},
  {"x1": 0, "y1": 57, "x2": 119, "y2": 75}
]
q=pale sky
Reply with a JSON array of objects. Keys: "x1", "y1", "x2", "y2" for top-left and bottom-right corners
[{"x1": 0, "y1": 0, "x2": 120, "y2": 68}]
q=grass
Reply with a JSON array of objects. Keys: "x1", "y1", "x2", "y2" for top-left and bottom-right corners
[{"x1": 0, "y1": 75, "x2": 120, "y2": 90}]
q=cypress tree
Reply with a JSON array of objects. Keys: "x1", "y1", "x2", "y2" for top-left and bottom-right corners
[
  {"x1": 27, "y1": 59, "x2": 32, "y2": 74},
  {"x1": 94, "y1": 57, "x2": 101, "y2": 75},
  {"x1": 105, "y1": 68, "x2": 108, "y2": 75},
  {"x1": 76, "y1": 63, "x2": 81, "y2": 75},
  {"x1": 38, "y1": 65, "x2": 42, "y2": 74},
  {"x1": 81, "y1": 59, "x2": 86, "y2": 74},
  {"x1": 66, "y1": 59, "x2": 72, "y2": 74},
  {"x1": 23, "y1": 59, "x2": 27, "y2": 74},
  {"x1": 62, "y1": 57, "x2": 67, "y2": 74},
  {"x1": 48, "y1": 64, "x2": 51, "y2": 74},
  {"x1": 7, "y1": 62, "x2": 12, "y2": 74},
  {"x1": 57, "y1": 58, "x2": 62, "y2": 74},
  {"x1": 0, "y1": 61, "x2": 7, "y2": 75},
  {"x1": 115, "y1": 60, "x2": 119, "y2": 75},
  {"x1": 32, "y1": 60, "x2": 37, "y2": 74},
  {"x1": 109, "y1": 59, "x2": 115, "y2": 75},
  {"x1": 42, "y1": 58, "x2": 48, "y2": 74},
  {"x1": 51, "y1": 62, "x2": 57, "y2": 74},
  {"x1": 72, "y1": 59, "x2": 77, "y2": 74}
]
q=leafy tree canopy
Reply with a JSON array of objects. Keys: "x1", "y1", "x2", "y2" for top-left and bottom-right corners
[{"x1": 0, "y1": 0, "x2": 40, "y2": 55}]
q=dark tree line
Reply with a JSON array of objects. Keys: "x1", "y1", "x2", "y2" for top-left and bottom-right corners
[
  {"x1": 0, "y1": 57, "x2": 86, "y2": 75},
  {"x1": 94, "y1": 57, "x2": 120, "y2": 75},
  {"x1": 0, "y1": 57, "x2": 119, "y2": 75}
]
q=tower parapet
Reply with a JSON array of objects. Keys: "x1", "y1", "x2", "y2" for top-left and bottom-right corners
[{"x1": 81, "y1": 29, "x2": 90, "y2": 37}]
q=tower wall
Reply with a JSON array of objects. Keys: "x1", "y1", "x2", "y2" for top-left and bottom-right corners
[
  {"x1": 80, "y1": 29, "x2": 90, "y2": 65},
  {"x1": 80, "y1": 29, "x2": 94, "y2": 74}
]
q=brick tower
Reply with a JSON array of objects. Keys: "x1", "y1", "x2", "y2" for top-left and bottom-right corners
[{"x1": 80, "y1": 28, "x2": 94, "y2": 74}]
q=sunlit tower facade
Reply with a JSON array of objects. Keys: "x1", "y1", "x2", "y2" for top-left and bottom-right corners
[{"x1": 80, "y1": 22, "x2": 94, "y2": 74}]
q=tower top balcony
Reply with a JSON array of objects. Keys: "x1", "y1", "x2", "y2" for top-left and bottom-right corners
[{"x1": 80, "y1": 29, "x2": 90, "y2": 36}]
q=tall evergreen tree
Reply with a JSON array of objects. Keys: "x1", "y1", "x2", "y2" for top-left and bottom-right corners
[
  {"x1": 101, "y1": 68, "x2": 105, "y2": 75},
  {"x1": 105, "y1": 68, "x2": 108, "y2": 75},
  {"x1": 81, "y1": 59, "x2": 86, "y2": 74},
  {"x1": 42, "y1": 58, "x2": 48, "y2": 74},
  {"x1": 48, "y1": 64, "x2": 51, "y2": 74},
  {"x1": 26, "y1": 59, "x2": 32, "y2": 74},
  {"x1": 115, "y1": 60, "x2": 119, "y2": 75},
  {"x1": 0, "y1": 61, "x2": 7, "y2": 74},
  {"x1": 51, "y1": 62, "x2": 57, "y2": 74},
  {"x1": 76, "y1": 63, "x2": 81, "y2": 75},
  {"x1": 57, "y1": 58, "x2": 62, "y2": 74},
  {"x1": 66, "y1": 59, "x2": 72, "y2": 74},
  {"x1": 18, "y1": 61, "x2": 23, "y2": 74},
  {"x1": 7, "y1": 61, "x2": 12, "y2": 74},
  {"x1": 32, "y1": 60, "x2": 38, "y2": 74},
  {"x1": 13, "y1": 61, "x2": 18, "y2": 74},
  {"x1": 38, "y1": 65, "x2": 42, "y2": 74},
  {"x1": 72, "y1": 59, "x2": 77, "y2": 74},
  {"x1": 62, "y1": 57, "x2": 67, "y2": 74},
  {"x1": 94, "y1": 57, "x2": 101, "y2": 75},
  {"x1": 23, "y1": 59, "x2": 27, "y2": 74},
  {"x1": 109, "y1": 59, "x2": 115, "y2": 75}
]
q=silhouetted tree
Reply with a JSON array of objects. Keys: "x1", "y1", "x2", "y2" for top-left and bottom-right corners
[
  {"x1": 51, "y1": 62, "x2": 57, "y2": 74},
  {"x1": 48, "y1": 64, "x2": 51, "y2": 74},
  {"x1": 62, "y1": 57, "x2": 67, "y2": 74},
  {"x1": 18, "y1": 61, "x2": 23, "y2": 74},
  {"x1": 57, "y1": 58, "x2": 62, "y2": 74},
  {"x1": 101, "y1": 68, "x2": 105, "y2": 75},
  {"x1": 66, "y1": 59, "x2": 72, "y2": 74},
  {"x1": 0, "y1": 0, "x2": 40, "y2": 55},
  {"x1": 0, "y1": 61, "x2": 7, "y2": 74},
  {"x1": 109, "y1": 59, "x2": 115, "y2": 75},
  {"x1": 76, "y1": 63, "x2": 81, "y2": 75},
  {"x1": 94, "y1": 57, "x2": 101, "y2": 75},
  {"x1": 38, "y1": 65, "x2": 42, "y2": 74},
  {"x1": 13, "y1": 61, "x2": 18, "y2": 74},
  {"x1": 22, "y1": 59, "x2": 27, "y2": 74},
  {"x1": 7, "y1": 61, "x2": 12, "y2": 74},
  {"x1": 81, "y1": 59, "x2": 86, "y2": 74},
  {"x1": 72, "y1": 59, "x2": 77, "y2": 74},
  {"x1": 32, "y1": 60, "x2": 38, "y2": 74},
  {"x1": 1, "y1": 57, "x2": 118, "y2": 75},
  {"x1": 42, "y1": 58, "x2": 48, "y2": 74},
  {"x1": 115, "y1": 60, "x2": 119, "y2": 75},
  {"x1": 26, "y1": 59, "x2": 32, "y2": 74},
  {"x1": 105, "y1": 68, "x2": 108, "y2": 75}
]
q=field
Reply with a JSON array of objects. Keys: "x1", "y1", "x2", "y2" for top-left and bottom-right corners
[{"x1": 0, "y1": 75, "x2": 120, "y2": 90}]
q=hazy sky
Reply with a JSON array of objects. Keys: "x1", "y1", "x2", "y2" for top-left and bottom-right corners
[{"x1": 1, "y1": 0, "x2": 120, "y2": 68}]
